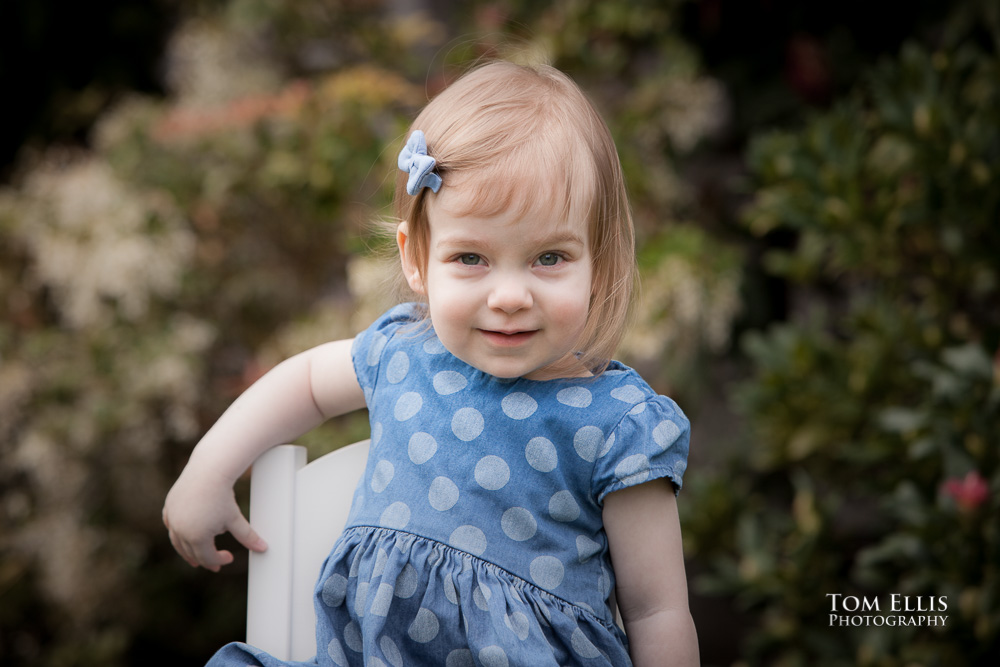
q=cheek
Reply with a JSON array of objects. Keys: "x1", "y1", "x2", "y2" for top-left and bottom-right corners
[
  {"x1": 567, "y1": 268, "x2": 594, "y2": 318},
  {"x1": 424, "y1": 273, "x2": 474, "y2": 323},
  {"x1": 565, "y1": 299, "x2": 592, "y2": 333},
  {"x1": 545, "y1": 279, "x2": 591, "y2": 330}
]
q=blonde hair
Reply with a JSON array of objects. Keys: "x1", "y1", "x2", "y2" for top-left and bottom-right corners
[{"x1": 394, "y1": 61, "x2": 636, "y2": 375}]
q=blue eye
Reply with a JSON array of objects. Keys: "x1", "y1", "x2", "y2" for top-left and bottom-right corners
[
  {"x1": 459, "y1": 254, "x2": 482, "y2": 266},
  {"x1": 537, "y1": 253, "x2": 561, "y2": 266}
]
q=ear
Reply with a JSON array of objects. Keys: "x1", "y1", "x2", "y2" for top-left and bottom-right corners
[{"x1": 397, "y1": 221, "x2": 426, "y2": 295}]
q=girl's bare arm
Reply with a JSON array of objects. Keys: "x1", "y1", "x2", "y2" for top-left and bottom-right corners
[
  {"x1": 603, "y1": 478, "x2": 699, "y2": 666},
  {"x1": 162, "y1": 338, "x2": 366, "y2": 571}
]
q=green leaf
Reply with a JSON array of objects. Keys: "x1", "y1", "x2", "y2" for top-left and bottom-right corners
[
  {"x1": 941, "y1": 343, "x2": 993, "y2": 379},
  {"x1": 877, "y1": 407, "x2": 927, "y2": 433}
]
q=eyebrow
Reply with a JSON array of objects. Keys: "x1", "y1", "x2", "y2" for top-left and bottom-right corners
[
  {"x1": 434, "y1": 230, "x2": 586, "y2": 251},
  {"x1": 538, "y1": 230, "x2": 587, "y2": 247}
]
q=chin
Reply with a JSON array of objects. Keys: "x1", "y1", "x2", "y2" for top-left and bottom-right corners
[{"x1": 483, "y1": 364, "x2": 534, "y2": 380}]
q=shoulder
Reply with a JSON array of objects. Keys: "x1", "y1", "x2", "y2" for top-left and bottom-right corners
[
  {"x1": 351, "y1": 302, "x2": 431, "y2": 390},
  {"x1": 587, "y1": 363, "x2": 691, "y2": 497},
  {"x1": 352, "y1": 303, "x2": 427, "y2": 357},
  {"x1": 362, "y1": 302, "x2": 426, "y2": 337},
  {"x1": 592, "y1": 363, "x2": 688, "y2": 428}
]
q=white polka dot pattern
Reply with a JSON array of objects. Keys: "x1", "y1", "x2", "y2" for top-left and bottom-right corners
[
  {"x1": 327, "y1": 303, "x2": 691, "y2": 666},
  {"x1": 370, "y1": 460, "x2": 394, "y2": 493},
  {"x1": 500, "y1": 392, "x2": 537, "y2": 419},
  {"x1": 428, "y1": 476, "x2": 459, "y2": 511},
  {"x1": 451, "y1": 407, "x2": 484, "y2": 441},
  {"x1": 369, "y1": 582, "x2": 394, "y2": 616},
  {"x1": 449, "y1": 525, "x2": 487, "y2": 556},
  {"x1": 474, "y1": 455, "x2": 509, "y2": 490},
  {"x1": 433, "y1": 370, "x2": 467, "y2": 395},
  {"x1": 571, "y1": 626, "x2": 602, "y2": 658},
  {"x1": 366, "y1": 332, "x2": 387, "y2": 366},
  {"x1": 380, "y1": 636, "x2": 402, "y2": 666},
  {"x1": 407, "y1": 432, "x2": 437, "y2": 464},
  {"x1": 393, "y1": 392, "x2": 422, "y2": 421},
  {"x1": 573, "y1": 426, "x2": 604, "y2": 462},
  {"x1": 386, "y1": 351, "x2": 409, "y2": 384},
  {"x1": 446, "y1": 649, "x2": 474, "y2": 667},
  {"x1": 501, "y1": 507, "x2": 537, "y2": 541},
  {"x1": 394, "y1": 564, "x2": 418, "y2": 599},
  {"x1": 556, "y1": 386, "x2": 592, "y2": 408},
  {"x1": 408, "y1": 607, "x2": 440, "y2": 642},
  {"x1": 653, "y1": 418, "x2": 682, "y2": 450},
  {"x1": 576, "y1": 535, "x2": 601, "y2": 563},
  {"x1": 548, "y1": 490, "x2": 580, "y2": 523},
  {"x1": 610, "y1": 384, "x2": 644, "y2": 403},
  {"x1": 344, "y1": 619, "x2": 362, "y2": 649},
  {"x1": 322, "y1": 573, "x2": 347, "y2": 607},
  {"x1": 327, "y1": 636, "x2": 347, "y2": 665},
  {"x1": 524, "y1": 436, "x2": 557, "y2": 472},
  {"x1": 615, "y1": 453, "x2": 651, "y2": 485},
  {"x1": 479, "y1": 645, "x2": 509, "y2": 667},
  {"x1": 529, "y1": 555, "x2": 565, "y2": 589},
  {"x1": 379, "y1": 502, "x2": 410, "y2": 529}
]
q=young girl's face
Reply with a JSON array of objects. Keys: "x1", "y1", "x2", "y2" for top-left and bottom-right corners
[{"x1": 399, "y1": 187, "x2": 593, "y2": 380}]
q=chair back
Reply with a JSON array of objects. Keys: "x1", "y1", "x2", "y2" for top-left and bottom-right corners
[{"x1": 246, "y1": 440, "x2": 370, "y2": 660}]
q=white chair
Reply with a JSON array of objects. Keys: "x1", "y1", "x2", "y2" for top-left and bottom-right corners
[{"x1": 246, "y1": 440, "x2": 371, "y2": 661}]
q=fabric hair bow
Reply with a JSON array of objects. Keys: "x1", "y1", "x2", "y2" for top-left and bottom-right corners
[{"x1": 398, "y1": 130, "x2": 442, "y2": 195}]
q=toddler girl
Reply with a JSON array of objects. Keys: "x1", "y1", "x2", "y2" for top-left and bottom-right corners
[{"x1": 163, "y1": 60, "x2": 699, "y2": 666}]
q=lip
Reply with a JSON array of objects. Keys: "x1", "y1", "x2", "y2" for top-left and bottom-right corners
[{"x1": 479, "y1": 329, "x2": 538, "y2": 347}]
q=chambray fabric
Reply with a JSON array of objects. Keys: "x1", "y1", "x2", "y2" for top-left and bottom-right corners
[
  {"x1": 207, "y1": 303, "x2": 690, "y2": 666},
  {"x1": 397, "y1": 130, "x2": 442, "y2": 195}
]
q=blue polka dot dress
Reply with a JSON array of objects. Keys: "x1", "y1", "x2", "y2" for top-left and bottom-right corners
[{"x1": 209, "y1": 303, "x2": 690, "y2": 666}]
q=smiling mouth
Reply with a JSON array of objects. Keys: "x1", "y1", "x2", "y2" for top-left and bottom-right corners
[{"x1": 479, "y1": 329, "x2": 538, "y2": 346}]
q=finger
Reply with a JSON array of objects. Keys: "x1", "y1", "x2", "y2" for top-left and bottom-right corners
[
  {"x1": 182, "y1": 543, "x2": 202, "y2": 569},
  {"x1": 229, "y1": 514, "x2": 268, "y2": 553},
  {"x1": 177, "y1": 546, "x2": 198, "y2": 569},
  {"x1": 187, "y1": 537, "x2": 230, "y2": 572},
  {"x1": 167, "y1": 529, "x2": 194, "y2": 567}
]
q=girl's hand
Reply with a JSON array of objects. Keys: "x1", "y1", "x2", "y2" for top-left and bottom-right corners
[
  {"x1": 162, "y1": 465, "x2": 267, "y2": 572},
  {"x1": 161, "y1": 338, "x2": 364, "y2": 571}
]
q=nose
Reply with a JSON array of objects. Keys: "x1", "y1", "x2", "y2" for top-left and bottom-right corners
[{"x1": 487, "y1": 275, "x2": 533, "y2": 314}]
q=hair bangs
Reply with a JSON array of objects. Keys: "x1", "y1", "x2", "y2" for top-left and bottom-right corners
[{"x1": 439, "y1": 125, "x2": 597, "y2": 227}]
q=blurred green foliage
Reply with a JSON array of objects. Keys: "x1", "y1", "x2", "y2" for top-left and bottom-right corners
[
  {"x1": 685, "y1": 8, "x2": 1000, "y2": 664},
  {"x1": 0, "y1": 4, "x2": 424, "y2": 664}
]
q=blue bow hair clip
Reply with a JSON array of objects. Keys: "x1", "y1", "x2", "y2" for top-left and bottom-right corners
[{"x1": 398, "y1": 130, "x2": 442, "y2": 195}]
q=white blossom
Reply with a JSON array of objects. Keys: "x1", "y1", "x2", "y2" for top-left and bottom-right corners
[{"x1": 14, "y1": 158, "x2": 194, "y2": 329}]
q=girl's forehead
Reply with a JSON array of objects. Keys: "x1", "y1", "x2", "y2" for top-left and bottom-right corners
[
  {"x1": 429, "y1": 179, "x2": 587, "y2": 236},
  {"x1": 432, "y1": 168, "x2": 591, "y2": 227}
]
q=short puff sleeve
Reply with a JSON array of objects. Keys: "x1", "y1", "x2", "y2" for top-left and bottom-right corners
[
  {"x1": 350, "y1": 303, "x2": 425, "y2": 400},
  {"x1": 592, "y1": 396, "x2": 690, "y2": 504}
]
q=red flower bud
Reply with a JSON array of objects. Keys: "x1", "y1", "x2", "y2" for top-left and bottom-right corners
[{"x1": 943, "y1": 471, "x2": 989, "y2": 512}]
